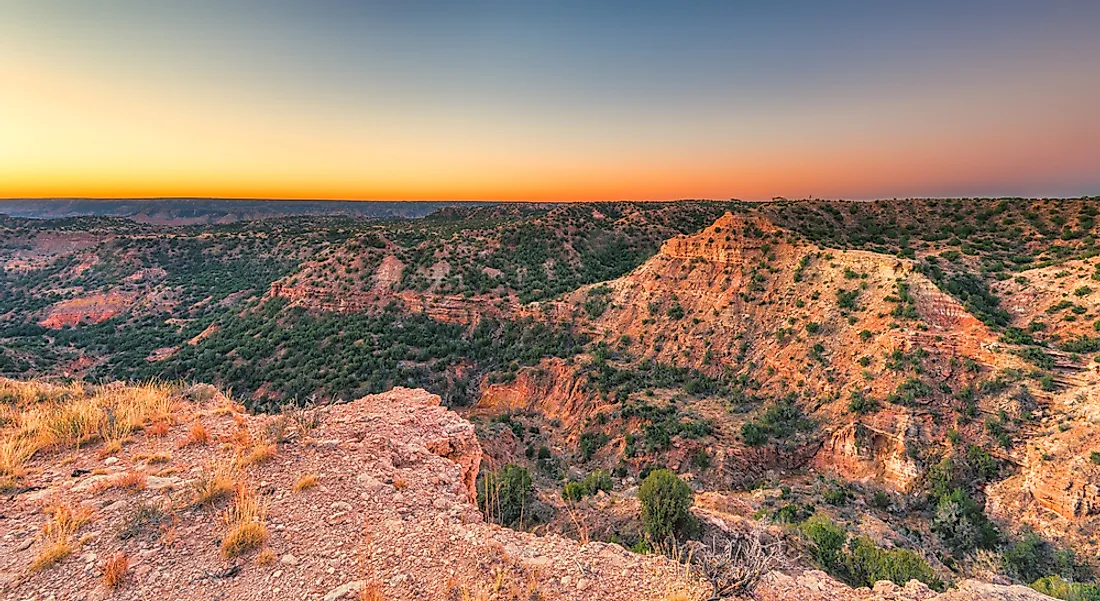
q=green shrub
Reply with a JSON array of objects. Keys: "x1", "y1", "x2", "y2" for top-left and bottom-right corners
[
  {"x1": 1003, "y1": 533, "x2": 1056, "y2": 583},
  {"x1": 773, "y1": 503, "x2": 812, "y2": 524},
  {"x1": 800, "y1": 515, "x2": 848, "y2": 573},
  {"x1": 562, "y1": 469, "x2": 613, "y2": 501},
  {"x1": 741, "y1": 422, "x2": 767, "y2": 446},
  {"x1": 741, "y1": 396, "x2": 813, "y2": 446},
  {"x1": 845, "y1": 536, "x2": 942, "y2": 590},
  {"x1": 1031, "y1": 576, "x2": 1100, "y2": 601},
  {"x1": 848, "y1": 390, "x2": 878, "y2": 414},
  {"x1": 638, "y1": 469, "x2": 694, "y2": 541},
  {"x1": 800, "y1": 515, "x2": 941, "y2": 590},
  {"x1": 578, "y1": 431, "x2": 610, "y2": 461},
  {"x1": 691, "y1": 448, "x2": 711, "y2": 470},
  {"x1": 930, "y1": 488, "x2": 999, "y2": 553},
  {"x1": 477, "y1": 464, "x2": 533, "y2": 527}
]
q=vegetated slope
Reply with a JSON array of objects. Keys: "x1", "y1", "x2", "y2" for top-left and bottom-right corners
[
  {"x1": 476, "y1": 209, "x2": 1100, "y2": 582},
  {"x1": 490, "y1": 211, "x2": 1027, "y2": 488},
  {"x1": 0, "y1": 378, "x2": 1050, "y2": 601},
  {"x1": 4, "y1": 199, "x2": 1100, "y2": 596},
  {"x1": 275, "y1": 200, "x2": 738, "y2": 308}
]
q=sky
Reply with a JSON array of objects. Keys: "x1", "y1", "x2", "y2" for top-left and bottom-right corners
[{"x1": 1, "y1": 1, "x2": 1098, "y2": 201}]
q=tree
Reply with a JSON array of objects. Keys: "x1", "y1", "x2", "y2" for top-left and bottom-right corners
[{"x1": 639, "y1": 469, "x2": 695, "y2": 542}]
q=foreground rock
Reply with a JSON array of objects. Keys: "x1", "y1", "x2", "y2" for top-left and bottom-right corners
[{"x1": 0, "y1": 384, "x2": 1054, "y2": 600}]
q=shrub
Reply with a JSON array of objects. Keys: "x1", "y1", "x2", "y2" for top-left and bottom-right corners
[
  {"x1": 845, "y1": 536, "x2": 941, "y2": 590},
  {"x1": 931, "y1": 488, "x2": 999, "y2": 553},
  {"x1": 562, "y1": 470, "x2": 612, "y2": 501},
  {"x1": 1031, "y1": 575, "x2": 1100, "y2": 601},
  {"x1": 1008, "y1": 539, "x2": 1049, "y2": 580},
  {"x1": 801, "y1": 515, "x2": 847, "y2": 572},
  {"x1": 692, "y1": 448, "x2": 711, "y2": 470},
  {"x1": 477, "y1": 464, "x2": 533, "y2": 527},
  {"x1": 801, "y1": 515, "x2": 941, "y2": 590},
  {"x1": 689, "y1": 529, "x2": 784, "y2": 597},
  {"x1": 773, "y1": 503, "x2": 812, "y2": 524},
  {"x1": 741, "y1": 396, "x2": 813, "y2": 446},
  {"x1": 741, "y1": 422, "x2": 767, "y2": 446},
  {"x1": 848, "y1": 391, "x2": 878, "y2": 414},
  {"x1": 578, "y1": 431, "x2": 610, "y2": 461},
  {"x1": 638, "y1": 469, "x2": 694, "y2": 542}
]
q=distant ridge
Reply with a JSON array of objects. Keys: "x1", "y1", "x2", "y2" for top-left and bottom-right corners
[{"x1": 0, "y1": 198, "x2": 496, "y2": 225}]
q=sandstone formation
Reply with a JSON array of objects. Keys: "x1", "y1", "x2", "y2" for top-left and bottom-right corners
[{"x1": 39, "y1": 292, "x2": 135, "y2": 328}]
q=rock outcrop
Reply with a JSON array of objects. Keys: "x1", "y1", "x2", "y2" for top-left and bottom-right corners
[
  {"x1": 814, "y1": 417, "x2": 923, "y2": 492},
  {"x1": 1, "y1": 383, "x2": 704, "y2": 601},
  {"x1": 39, "y1": 292, "x2": 134, "y2": 328}
]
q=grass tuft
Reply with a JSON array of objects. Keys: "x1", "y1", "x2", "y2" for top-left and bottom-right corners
[
  {"x1": 192, "y1": 461, "x2": 237, "y2": 505},
  {"x1": 293, "y1": 473, "x2": 319, "y2": 492},
  {"x1": 29, "y1": 500, "x2": 92, "y2": 573},
  {"x1": 221, "y1": 483, "x2": 267, "y2": 558},
  {"x1": 102, "y1": 552, "x2": 129, "y2": 588},
  {"x1": 238, "y1": 442, "x2": 276, "y2": 467}
]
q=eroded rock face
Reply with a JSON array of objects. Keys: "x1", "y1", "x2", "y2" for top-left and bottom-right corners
[
  {"x1": 986, "y1": 389, "x2": 1100, "y2": 557},
  {"x1": 660, "y1": 212, "x2": 783, "y2": 263},
  {"x1": 814, "y1": 416, "x2": 923, "y2": 492},
  {"x1": 362, "y1": 386, "x2": 482, "y2": 502},
  {"x1": 38, "y1": 292, "x2": 134, "y2": 328}
]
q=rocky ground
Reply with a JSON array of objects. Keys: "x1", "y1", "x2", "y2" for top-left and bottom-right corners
[{"x1": 0, "y1": 382, "x2": 1060, "y2": 601}]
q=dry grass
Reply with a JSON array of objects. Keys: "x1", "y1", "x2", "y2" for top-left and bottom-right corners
[
  {"x1": 221, "y1": 483, "x2": 268, "y2": 558},
  {"x1": 293, "y1": 473, "x2": 319, "y2": 492},
  {"x1": 179, "y1": 421, "x2": 209, "y2": 447},
  {"x1": 359, "y1": 582, "x2": 386, "y2": 601},
  {"x1": 256, "y1": 549, "x2": 277, "y2": 566},
  {"x1": 0, "y1": 436, "x2": 36, "y2": 488},
  {"x1": 0, "y1": 379, "x2": 177, "y2": 461},
  {"x1": 91, "y1": 470, "x2": 147, "y2": 494},
  {"x1": 102, "y1": 552, "x2": 129, "y2": 588},
  {"x1": 358, "y1": 517, "x2": 386, "y2": 601},
  {"x1": 134, "y1": 451, "x2": 171, "y2": 464},
  {"x1": 192, "y1": 461, "x2": 237, "y2": 505},
  {"x1": 29, "y1": 500, "x2": 93, "y2": 573},
  {"x1": 238, "y1": 442, "x2": 276, "y2": 467},
  {"x1": 449, "y1": 555, "x2": 542, "y2": 601},
  {"x1": 393, "y1": 477, "x2": 409, "y2": 490},
  {"x1": 146, "y1": 420, "x2": 171, "y2": 437}
]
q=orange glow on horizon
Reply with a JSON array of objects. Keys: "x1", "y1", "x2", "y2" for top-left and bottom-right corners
[{"x1": 2, "y1": 31, "x2": 1097, "y2": 202}]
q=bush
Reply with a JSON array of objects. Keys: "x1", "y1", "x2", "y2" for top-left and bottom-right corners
[
  {"x1": 638, "y1": 469, "x2": 694, "y2": 541},
  {"x1": 1003, "y1": 533, "x2": 1056, "y2": 583},
  {"x1": 930, "y1": 488, "x2": 999, "y2": 553},
  {"x1": 1031, "y1": 576, "x2": 1100, "y2": 601},
  {"x1": 741, "y1": 396, "x2": 813, "y2": 446},
  {"x1": 741, "y1": 422, "x2": 767, "y2": 446},
  {"x1": 848, "y1": 391, "x2": 878, "y2": 414},
  {"x1": 578, "y1": 431, "x2": 610, "y2": 461},
  {"x1": 845, "y1": 536, "x2": 942, "y2": 590},
  {"x1": 800, "y1": 515, "x2": 848, "y2": 572},
  {"x1": 801, "y1": 515, "x2": 941, "y2": 590},
  {"x1": 562, "y1": 470, "x2": 612, "y2": 502},
  {"x1": 477, "y1": 464, "x2": 533, "y2": 527}
]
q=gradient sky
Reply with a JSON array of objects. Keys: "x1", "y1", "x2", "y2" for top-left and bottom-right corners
[{"x1": 1, "y1": 1, "x2": 1098, "y2": 201}]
